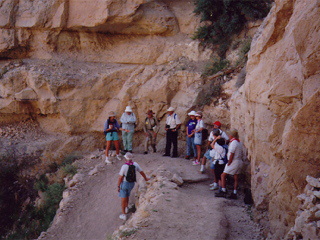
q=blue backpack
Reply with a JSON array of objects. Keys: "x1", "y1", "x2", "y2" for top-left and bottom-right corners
[{"x1": 221, "y1": 144, "x2": 228, "y2": 164}]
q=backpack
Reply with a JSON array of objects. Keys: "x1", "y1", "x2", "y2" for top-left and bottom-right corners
[
  {"x1": 221, "y1": 144, "x2": 229, "y2": 164},
  {"x1": 202, "y1": 128, "x2": 209, "y2": 141},
  {"x1": 126, "y1": 164, "x2": 136, "y2": 183}
]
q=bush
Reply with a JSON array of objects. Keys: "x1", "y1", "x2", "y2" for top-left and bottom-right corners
[
  {"x1": 193, "y1": 0, "x2": 272, "y2": 56},
  {"x1": 203, "y1": 57, "x2": 230, "y2": 76},
  {"x1": 62, "y1": 164, "x2": 77, "y2": 176}
]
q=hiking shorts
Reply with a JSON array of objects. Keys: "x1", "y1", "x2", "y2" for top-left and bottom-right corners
[
  {"x1": 223, "y1": 160, "x2": 243, "y2": 175},
  {"x1": 106, "y1": 132, "x2": 119, "y2": 141},
  {"x1": 119, "y1": 181, "x2": 135, "y2": 198}
]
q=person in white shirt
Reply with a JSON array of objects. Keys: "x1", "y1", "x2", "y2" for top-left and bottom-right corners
[
  {"x1": 192, "y1": 111, "x2": 204, "y2": 165},
  {"x1": 120, "y1": 106, "x2": 137, "y2": 153},
  {"x1": 163, "y1": 107, "x2": 181, "y2": 158},
  {"x1": 215, "y1": 129, "x2": 243, "y2": 199},
  {"x1": 117, "y1": 152, "x2": 149, "y2": 221}
]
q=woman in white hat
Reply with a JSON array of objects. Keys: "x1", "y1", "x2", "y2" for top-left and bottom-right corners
[
  {"x1": 103, "y1": 111, "x2": 122, "y2": 164},
  {"x1": 185, "y1": 110, "x2": 197, "y2": 160},
  {"x1": 120, "y1": 106, "x2": 137, "y2": 153}
]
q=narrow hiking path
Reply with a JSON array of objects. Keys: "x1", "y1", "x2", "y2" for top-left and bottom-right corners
[{"x1": 39, "y1": 152, "x2": 262, "y2": 240}]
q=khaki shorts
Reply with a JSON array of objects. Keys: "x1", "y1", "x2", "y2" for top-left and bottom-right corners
[{"x1": 223, "y1": 160, "x2": 243, "y2": 175}]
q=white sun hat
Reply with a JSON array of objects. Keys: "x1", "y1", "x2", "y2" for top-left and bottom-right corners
[
  {"x1": 125, "y1": 106, "x2": 133, "y2": 112},
  {"x1": 188, "y1": 110, "x2": 196, "y2": 116},
  {"x1": 167, "y1": 107, "x2": 175, "y2": 112}
]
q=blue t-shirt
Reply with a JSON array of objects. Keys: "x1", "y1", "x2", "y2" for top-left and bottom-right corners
[{"x1": 186, "y1": 119, "x2": 197, "y2": 135}]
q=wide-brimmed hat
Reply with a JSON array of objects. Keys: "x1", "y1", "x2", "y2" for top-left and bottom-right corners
[
  {"x1": 188, "y1": 110, "x2": 196, "y2": 116},
  {"x1": 109, "y1": 111, "x2": 116, "y2": 117},
  {"x1": 124, "y1": 152, "x2": 133, "y2": 160},
  {"x1": 125, "y1": 106, "x2": 133, "y2": 112},
  {"x1": 146, "y1": 110, "x2": 154, "y2": 115},
  {"x1": 167, "y1": 107, "x2": 175, "y2": 112},
  {"x1": 195, "y1": 111, "x2": 202, "y2": 117},
  {"x1": 213, "y1": 121, "x2": 222, "y2": 127}
]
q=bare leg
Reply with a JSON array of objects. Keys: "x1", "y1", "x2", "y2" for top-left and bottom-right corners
[
  {"x1": 234, "y1": 174, "x2": 238, "y2": 191},
  {"x1": 114, "y1": 140, "x2": 120, "y2": 155},
  {"x1": 196, "y1": 145, "x2": 201, "y2": 161},
  {"x1": 105, "y1": 141, "x2": 111, "y2": 157},
  {"x1": 121, "y1": 197, "x2": 129, "y2": 214}
]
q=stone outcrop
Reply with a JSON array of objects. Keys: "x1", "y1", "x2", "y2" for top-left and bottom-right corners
[
  {"x1": 286, "y1": 176, "x2": 320, "y2": 239},
  {"x1": 230, "y1": 0, "x2": 320, "y2": 237}
]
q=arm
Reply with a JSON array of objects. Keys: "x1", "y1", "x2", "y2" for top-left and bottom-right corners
[
  {"x1": 139, "y1": 171, "x2": 149, "y2": 181},
  {"x1": 117, "y1": 175, "x2": 124, "y2": 192},
  {"x1": 228, "y1": 153, "x2": 234, "y2": 166}
]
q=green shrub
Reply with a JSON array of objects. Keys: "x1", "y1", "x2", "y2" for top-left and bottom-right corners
[
  {"x1": 203, "y1": 57, "x2": 230, "y2": 76},
  {"x1": 193, "y1": 0, "x2": 272, "y2": 56},
  {"x1": 62, "y1": 164, "x2": 77, "y2": 176},
  {"x1": 62, "y1": 154, "x2": 81, "y2": 166}
]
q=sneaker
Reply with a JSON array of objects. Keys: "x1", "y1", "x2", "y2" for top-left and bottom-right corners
[
  {"x1": 200, "y1": 165, "x2": 205, "y2": 173},
  {"x1": 215, "y1": 191, "x2": 227, "y2": 198},
  {"x1": 119, "y1": 214, "x2": 127, "y2": 220},
  {"x1": 192, "y1": 160, "x2": 200, "y2": 165},
  {"x1": 209, "y1": 183, "x2": 215, "y2": 187},
  {"x1": 209, "y1": 185, "x2": 219, "y2": 191},
  {"x1": 116, "y1": 154, "x2": 122, "y2": 161},
  {"x1": 228, "y1": 193, "x2": 238, "y2": 200},
  {"x1": 105, "y1": 157, "x2": 112, "y2": 164}
]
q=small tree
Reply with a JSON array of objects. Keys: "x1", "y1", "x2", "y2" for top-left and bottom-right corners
[{"x1": 193, "y1": 0, "x2": 272, "y2": 56}]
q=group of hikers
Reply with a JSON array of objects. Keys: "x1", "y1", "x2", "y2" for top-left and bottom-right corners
[{"x1": 104, "y1": 106, "x2": 244, "y2": 220}]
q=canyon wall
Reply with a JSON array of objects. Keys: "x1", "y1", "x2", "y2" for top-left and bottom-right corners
[
  {"x1": 230, "y1": 0, "x2": 320, "y2": 237},
  {"x1": 0, "y1": 0, "x2": 319, "y2": 238}
]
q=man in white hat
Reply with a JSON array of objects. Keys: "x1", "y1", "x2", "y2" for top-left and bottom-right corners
[
  {"x1": 120, "y1": 106, "x2": 137, "y2": 153},
  {"x1": 163, "y1": 107, "x2": 181, "y2": 158}
]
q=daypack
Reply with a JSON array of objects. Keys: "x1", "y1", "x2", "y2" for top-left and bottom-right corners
[
  {"x1": 126, "y1": 164, "x2": 136, "y2": 182},
  {"x1": 221, "y1": 144, "x2": 229, "y2": 164},
  {"x1": 202, "y1": 128, "x2": 209, "y2": 141}
]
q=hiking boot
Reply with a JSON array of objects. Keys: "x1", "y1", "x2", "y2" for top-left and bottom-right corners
[
  {"x1": 116, "y1": 154, "x2": 122, "y2": 161},
  {"x1": 119, "y1": 214, "x2": 127, "y2": 220},
  {"x1": 215, "y1": 191, "x2": 227, "y2": 198},
  {"x1": 105, "y1": 157, "x2": 112, "y2": 164},
  {"x1": 228, "y1": 193, "x2": 238, "y2": 200},
  {"x1": 209, "y1": 185, "x2": 219, "y2": 191}
]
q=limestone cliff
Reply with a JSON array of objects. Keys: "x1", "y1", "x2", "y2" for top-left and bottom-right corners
[{"x1": 230, "y1": 0, "x2": 320, "y2": 237}]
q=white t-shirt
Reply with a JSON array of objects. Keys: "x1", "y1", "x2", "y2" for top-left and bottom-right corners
[
  {"x1": 119, "y1": 162, "x2": 142, "y2": 182},
  {"x1": 228, "y1": 140, "x2": 243, "y2": 161},
  {"x1": 166, "y1": 113, "x2": 181, "y2": 129},
  {"x1": 209, "y1": 143, "x2": 226, "y2": 164},
  {"x1": 208, "y1": 129, "x2": 229, "y2": 141},
  {"x1": 195, "y1": 119, "x2": 204, "y2": 130}
]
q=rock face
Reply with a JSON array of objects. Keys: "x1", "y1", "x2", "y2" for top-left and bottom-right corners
[{"x1": 230, "y1": 0, "x2": 320, "y2": 237}]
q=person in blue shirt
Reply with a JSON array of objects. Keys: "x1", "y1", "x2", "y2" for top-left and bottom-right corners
[{"x1": 185, "y1": 110, "x2": 197, "y2": 160}]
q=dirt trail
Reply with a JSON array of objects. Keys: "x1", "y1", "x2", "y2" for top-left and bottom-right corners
[{"x1": 39, "y1": 152, "x2": 262, "y2": 240}]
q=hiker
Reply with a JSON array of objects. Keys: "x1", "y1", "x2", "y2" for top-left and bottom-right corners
[
  {"x1": 209, "y1": 136, "x2": 227, "y2": 191},
  {"x1": 215, "y1": 129, "x2": 244, "y2": 199},
  {"x1": 117, "y1": 152, "x2": 149, "y2": 220},
  {"x1": 185, "y1": 110, "x2": 197, "y2": 160},
  {"x1": 192, "y1": 111, "x2": 204, "y2": 165},
  {"x1": 163, "y1": 107, "x2": 181, "y2": 158},
  {"x1": 120, "y1": 106, "x2": 137, "y2": 153},
  {"x1": 143, "y1": 110, "x2": 158, "y2": 154},
  {"x1": 104, "y1": 111, "x2": 122, "y2": 164},
  {"x1": 213, "y1": 121, "x2": 229, "y2": 144}
]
